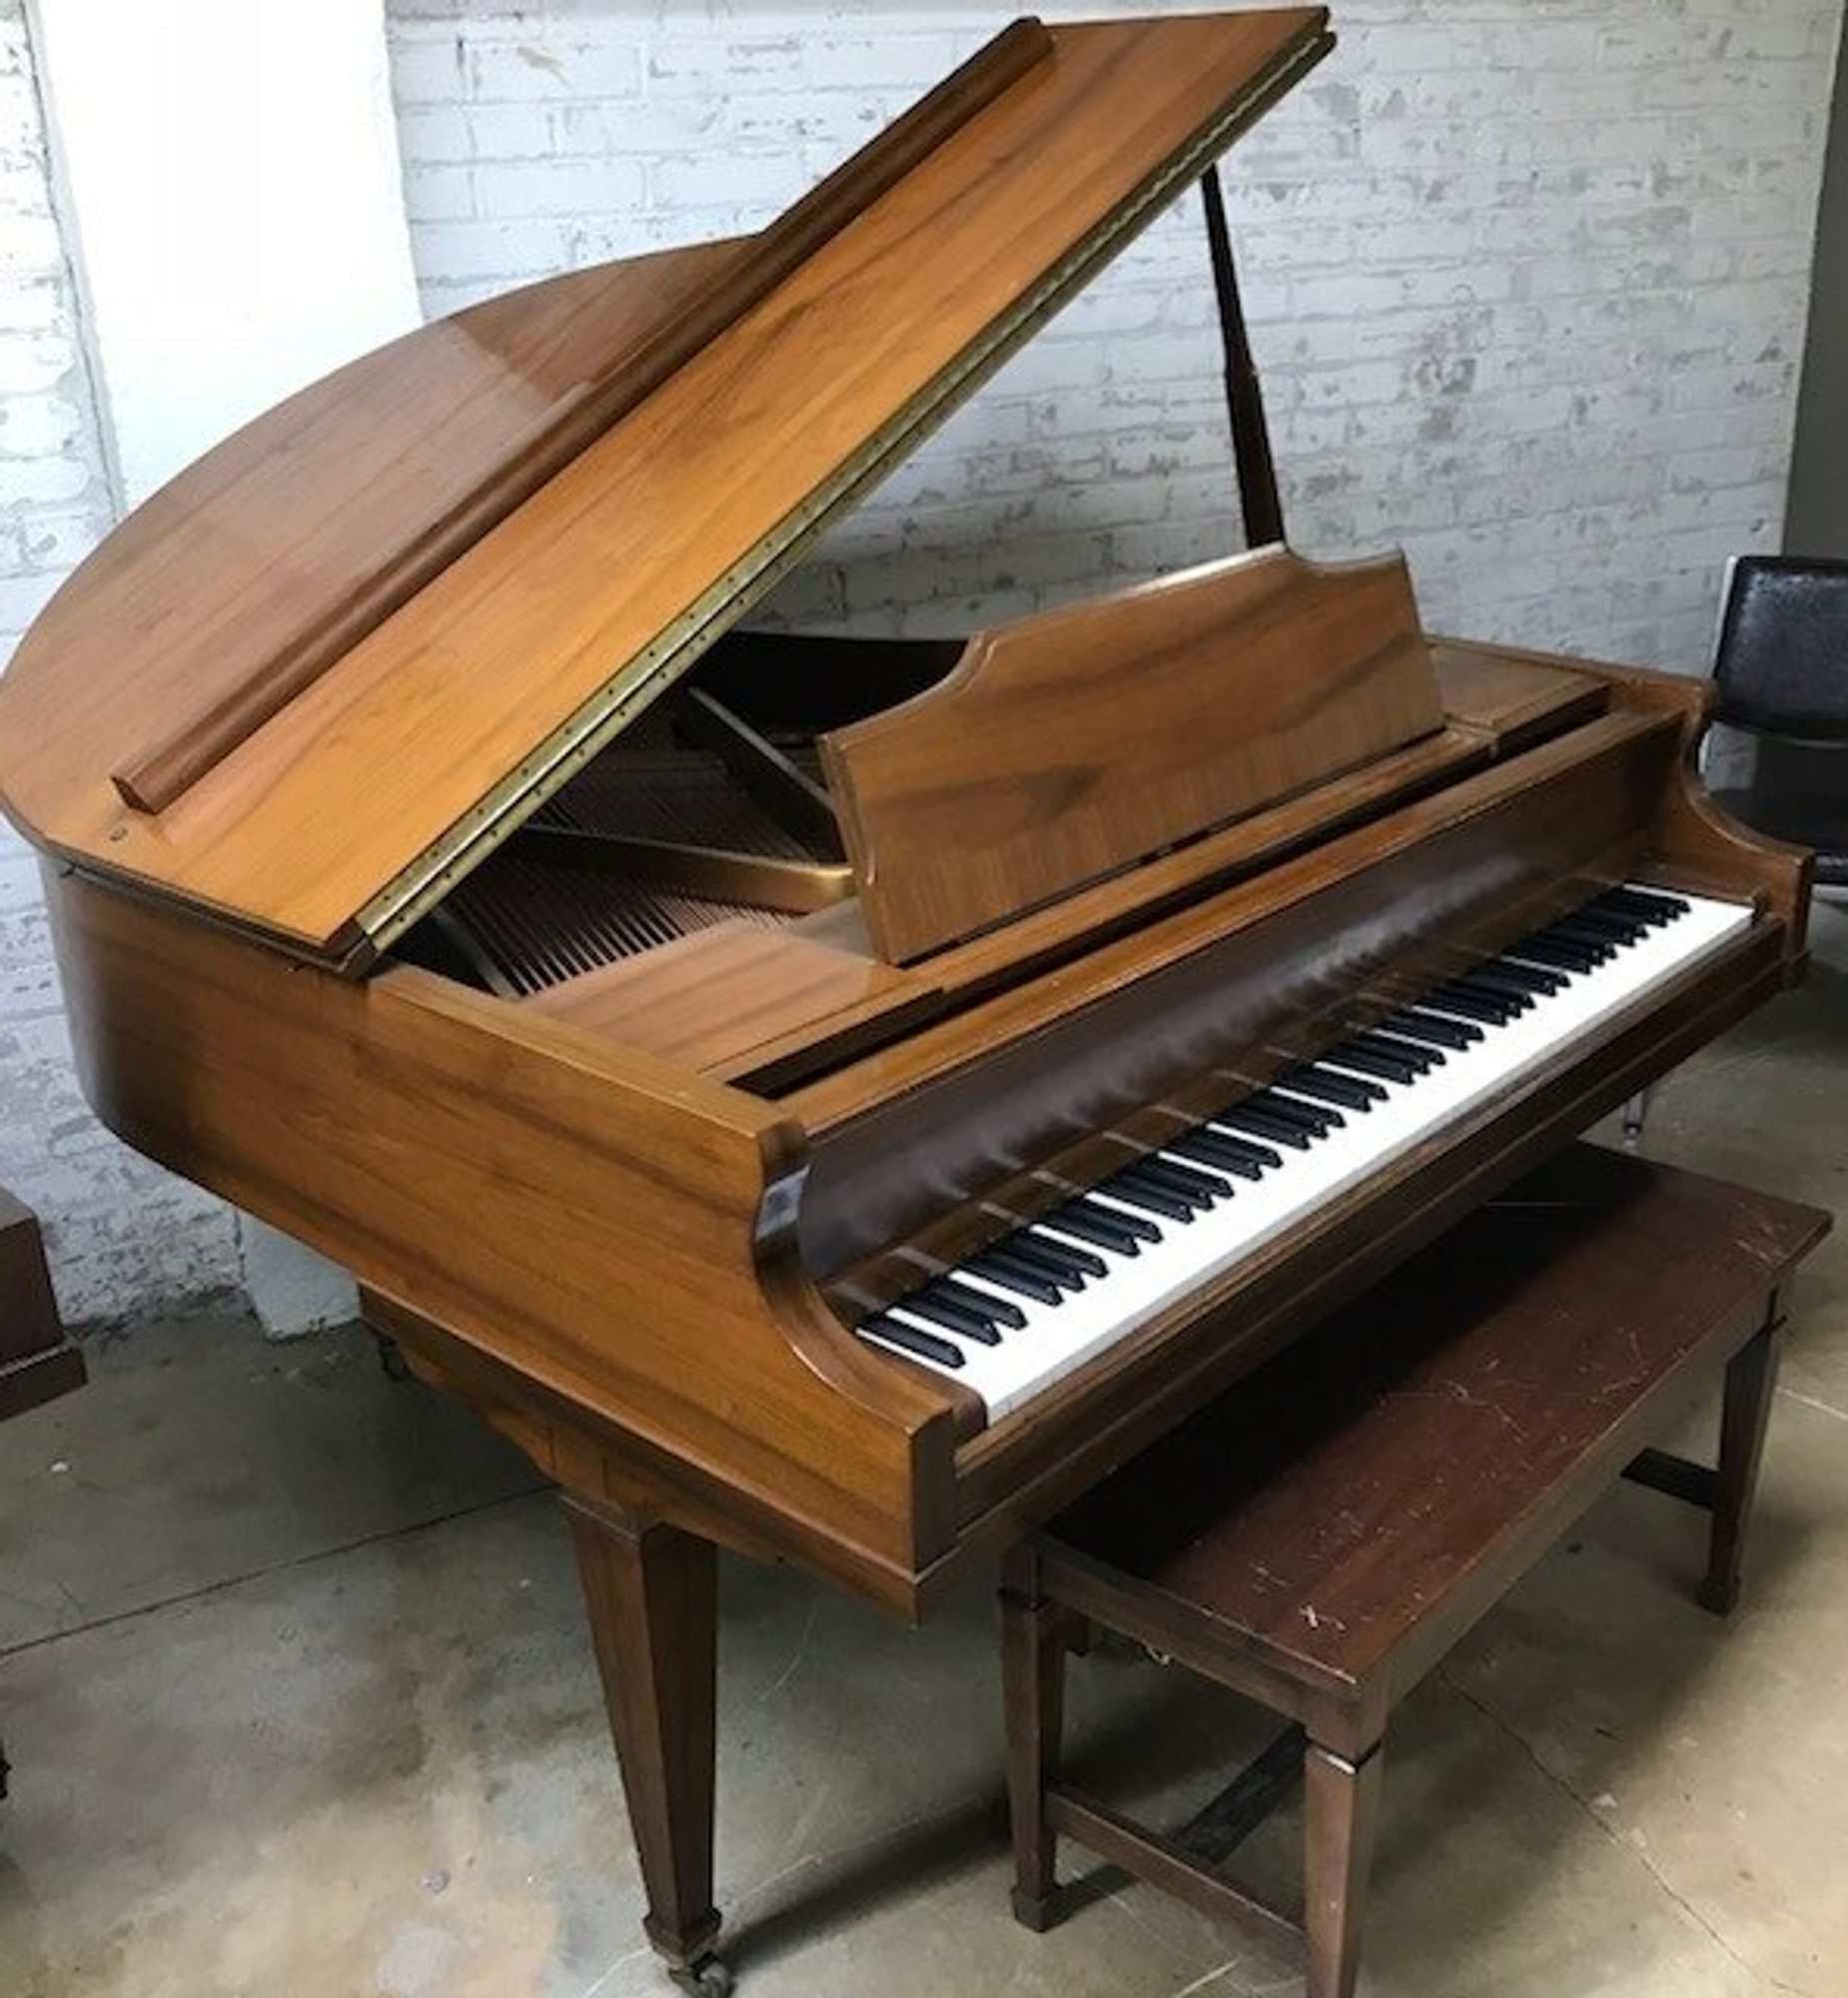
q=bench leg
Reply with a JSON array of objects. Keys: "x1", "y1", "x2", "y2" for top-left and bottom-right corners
[
  {"x1": 1304, "y1": 1737, "x2": 1384, "y2": 1998},
  {"x1": 1001, "y1": 1548, "x2": 1067, "y2": 1930},
  {"x1": 1699, "y1": 1314, "x2": 1785, "y2": 1617}
]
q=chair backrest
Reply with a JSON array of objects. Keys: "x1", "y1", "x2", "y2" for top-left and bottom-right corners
[{"x1": 1712, "y1": 554, "x2": 1848, "y2": 742}]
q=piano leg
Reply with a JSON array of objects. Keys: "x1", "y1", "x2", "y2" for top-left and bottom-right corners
[{"x1": 563, "y1": 1497, "x2": 731, "y2": 1994}]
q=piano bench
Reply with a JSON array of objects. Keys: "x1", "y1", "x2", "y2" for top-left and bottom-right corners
[{"x1": 1000, "y1": 1143, "x2": 1828, "y2": 1998}]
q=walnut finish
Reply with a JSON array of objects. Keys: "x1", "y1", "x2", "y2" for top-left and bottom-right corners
[
  {"x1": 45, "y1": 867, "x2": 963, "y2": 1606},
  {"x1": 0, "y1": 15, "x2": 1820, "y2": 1986},
  {"x1": 822, "y1": 547, "x2": 1445, "y2": 962},
  {"x1": 110, "y1": 19, "x2": 1053, "y2": 822},
  {"x1": 523, "y1": 923, "x2": 942, "y2": 1083},
  {"x1": 0, "y1": 11, "x2": 1333, "y2": 960}
]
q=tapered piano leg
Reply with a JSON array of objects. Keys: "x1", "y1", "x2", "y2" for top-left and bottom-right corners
[{"x1": 563, "y1": 1497, "x2": 729, "y2": 1992}]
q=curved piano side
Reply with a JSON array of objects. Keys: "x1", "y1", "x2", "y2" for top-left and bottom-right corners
[{"x1": 44, "y1": 864, "x2": 970, "y2": 1619}]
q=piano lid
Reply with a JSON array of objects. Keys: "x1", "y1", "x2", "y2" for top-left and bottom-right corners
[{"x1": 0, "y1": 10, "x2": 1332, "y2": 966}]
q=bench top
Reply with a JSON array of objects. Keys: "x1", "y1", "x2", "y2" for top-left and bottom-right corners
[{"x1": 1041, "y1": 1145, "x2": 1827, "y2": 1697}]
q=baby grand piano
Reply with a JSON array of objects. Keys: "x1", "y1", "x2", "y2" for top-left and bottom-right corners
[{"x1": 0, "y1": 10, "x2": 1811, "y2": 1990}]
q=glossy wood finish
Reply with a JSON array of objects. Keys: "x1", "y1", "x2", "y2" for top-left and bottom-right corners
[
  {"x1": 110, "y1": 19, "x2": 1052, "y2": 821},
  {"x1": 1004, "y1": 1147, "x2": 1825, "y2": 1993},
  {"x1": 0, "y1": 11, "x2": 1332, "y2": 961},
  {"x1": 565, "y1": 1498, "x2": 723, "y2": 1977},
  {"x1": 45, "y1": 866, "x2": 964, "y2": 1607},
  {"x1": 791, "y1": 708, "x2": 1674, "y2": 1149},
  {"x1": 0, "y1": 1188, "x2": 84, "y2": 1432},
  {"x1": 823, "y1": 547, "x2": 1444, "y2": 962},
  {"x1": 1430, "y1": 640, "x2": 1607, "y2": 751},
  {"x1": 524, "y1": 923, "x2": 941, "y2": 1084},
  {"x1": 797, "y1": 710, "x2": 1680, "y2": 1274}
]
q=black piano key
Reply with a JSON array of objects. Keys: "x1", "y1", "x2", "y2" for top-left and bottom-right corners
[
  {"x1": 1595, "y1": 885, "x2": 1687, "y2": 924},
  {"x1": 1285, "y1": 1064, "x2": 1386, "y2": 1108},
  {"x1": 932, "y1": 1275, "x2": 1027, "y2": 1329},
  {"x1": 1402, "y1": 1005, "x2": 1485, "y2": 1045},
  {"x1": 1098, "y1": 1173, "x2": 1198, "y2": 1225},
  {"x1": 1506, "y1": 935, "x2": 1599, "y2": 975},
  {"x1": 1043, "y1": 1203, "x2": 1144, "y2": 1258},
  {"x1": 1445, "y1": 975, "x2": 1529, "y2": 1017},
  {"x1": 1324, "y1": 1040, "x2": 1419, "y2": 1085},
  {"x1": 1189, "y1": 1125, "x2": 1284, "y2": 1170},
  {"x1": 1425, "y1": 984, "x2": 1516, "y2": 1026},
  {"x1": 1480, "y1": 957, "x2": 1566, "y2": 996},
  {"x1": 1533, "y1": 923, "x2": 1615, "y2": 964},
  {"x1": 1351, "y1": 1029, "x2": 1443, "y2": 1072},
  {"x1": 864, "y1": 1313, "x2": 965, "y2": 1369},
  {"x1": 964, "y1": 1253, "x2": 1065, "y2": 1306},
  {"x1": 1206, "y1": 1128, "x2": 1287, "y2": 1169},
  {"x1": 1133, "y1": 1155, "x2": 1231, "y2": 1203},
  {"x1": 1458, "y1": 964, "x2": 1548, "y2": 1006},
  {"x1": 1072, "y1": 1194, "x2": 1162, "y2": 1244},
  {"x1": 1167, "y1": 1131, "x2": 1270, "y2": 1180},
  {"x1": 1381, "y1": 1008, "x2": 1477, "y2": 1051},
  {"x1": 902, "y1": 1291, "x2": 1003, "y2": 1346},
  {"x1": 986, "y1": 1240, "x2": 1087, "y2": 1293},
  {"x1": 1246, "y1": 1089, "x2": 1341, "y2": 1133},
  {"x1": 1025, "y1": 1227, "x2": 1109, "y2": 1278},
  {"x1": 1558, "y1": 908, "x2": 1644, "y2": 946},
  {"x1": 1005, "y1": 1231, "x2": 1100, "y2": 1285},
  {"x1": 1215, "y1": 1105, "x2": 1315, "y2": 1150}
]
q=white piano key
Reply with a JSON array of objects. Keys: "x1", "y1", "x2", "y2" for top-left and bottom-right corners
[{"x1": 855, "y1": 886, "x2": 1752, "y2": 1419}]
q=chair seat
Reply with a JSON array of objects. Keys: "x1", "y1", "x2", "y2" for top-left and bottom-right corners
[{"x1": 1711, "y1": 783, "x2": 1848, "y2": 884}]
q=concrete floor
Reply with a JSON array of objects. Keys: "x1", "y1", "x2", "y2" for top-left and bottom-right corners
[{"x1": 4, "y1": 906, "x2": 1848, "y2": 1998}]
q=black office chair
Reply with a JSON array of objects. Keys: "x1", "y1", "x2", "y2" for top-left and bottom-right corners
[
  {"x1": 1704, "y1": 552, "x2": 1848, "y2": 886},
  {"x1": 1622, "y1": 553, "x2": 1848, "y2": 1143}
]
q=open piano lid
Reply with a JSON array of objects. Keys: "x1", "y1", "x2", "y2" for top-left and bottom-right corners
[{"x1": 0, "y1": 10, "x2": 1333, "y2": 967}]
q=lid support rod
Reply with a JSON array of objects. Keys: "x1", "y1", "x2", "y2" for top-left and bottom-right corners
[{"x1": 1200, "y1": 165, "x2": 1285, "y2": 549}]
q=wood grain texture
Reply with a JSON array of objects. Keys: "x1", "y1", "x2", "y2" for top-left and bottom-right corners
[
  {"x1": 1430, "y1": 641, "x2": 1607, "y2": 750},
  {"x1": 791, "y1": 710, "x2": 1679, "y2": 1159},
  {"x1": 822, "y1": 547, "x2": 1445, "y2": 962},
  {"x1": 564, "y1": 1500, "x2": 723, "y2": 1972},
  {"x1": 110, "y1": 18, "x2": 1054, "y2": 818},
  {"x1": 1, "y1": 231, "x2": 734, "y2": 840},
  {"x1": 1038, "y1": 1145, "x2": 1825, "y2": 1730},
  {"x1": 45, "y1": 868, "x2": 963, "y2": 1600},
  {"x1": 0, "y1": 11, "x2": 1332, "y2": 960},
  {"x1": 791, "y1": 723, "x2": 1488, "y2": 1011},
  {"x1": 523, "y1": 921, "x2": 942, "y2": 1084}
]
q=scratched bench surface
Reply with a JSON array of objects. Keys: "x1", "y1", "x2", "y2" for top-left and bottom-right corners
[{"x1": 1044, "y1": 1142, "x2": 1828, "y2": 1687}]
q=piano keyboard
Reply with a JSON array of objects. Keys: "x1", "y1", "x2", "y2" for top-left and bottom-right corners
[{"x1": 854, "y1": 884, "x2": 1753, "y2": 1418}]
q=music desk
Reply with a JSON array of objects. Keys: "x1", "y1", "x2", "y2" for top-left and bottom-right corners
[{"x1": 1000, "y1": 1143, "x2": 1828, "y2": 1998}]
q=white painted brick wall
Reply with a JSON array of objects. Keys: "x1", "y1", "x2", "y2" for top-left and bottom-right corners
[
  {"x1": 0, "y1": 0, "x2": 239, "y2": 1324},
  {"x1": 387, "y1": 0, "x2": 1841, "y2": 668}
]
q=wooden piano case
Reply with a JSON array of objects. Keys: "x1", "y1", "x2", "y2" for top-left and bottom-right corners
[{"x1": 0, "y1": 11, "x2": 1814, "y2": 1991}]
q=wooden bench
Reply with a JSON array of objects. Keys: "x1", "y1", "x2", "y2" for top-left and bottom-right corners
[{"x1": 1001, "y1": 1144, "x2": 1828, "y2": 1998}]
